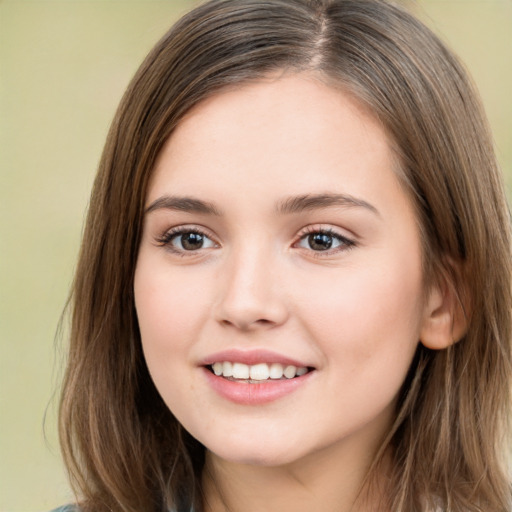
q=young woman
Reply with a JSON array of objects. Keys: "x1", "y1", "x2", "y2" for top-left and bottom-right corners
[{"x1": 57, "y1": 0, "x2": 512, "y2": 511}]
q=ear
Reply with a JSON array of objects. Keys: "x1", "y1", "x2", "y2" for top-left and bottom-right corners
[{"x1": 420, "y1": 268, "x2": 469, "y2": 350}]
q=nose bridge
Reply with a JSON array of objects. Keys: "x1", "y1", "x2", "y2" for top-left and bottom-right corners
[{"x1": 215, "y1": 238, "x2": 288, "y2": 330}]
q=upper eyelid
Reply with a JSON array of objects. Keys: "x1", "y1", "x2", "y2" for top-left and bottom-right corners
[
  {"x1": 160, "y1": 224, "x2": 216, "y2": 237},
  {"x1": 293, "y1": 225, "x2": 357, "y2": 252},
  {"x1": 154, "y1": 223, "x2": 356, "y2": 248},
  {"x1": 155, "y1": 225, "x2": 218, "y2": 246},
  {"x1": 296, "y1": 224, "x2": 356, "y2": 241},
  {"x1": 157, "y1": 223, "x2": 352, "y2": 236}
]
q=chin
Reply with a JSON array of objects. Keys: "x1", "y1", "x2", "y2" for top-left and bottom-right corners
[
  {"x1": 202, "y1": 431, "x2": 311, "y2": 468},
  {"x1": 212, "y1": 447, "x2": 300, "y2": 467}
]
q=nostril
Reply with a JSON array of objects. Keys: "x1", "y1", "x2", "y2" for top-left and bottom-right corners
[{"x1": 219, "y1": 317, "x2": 275, "y2": 330}]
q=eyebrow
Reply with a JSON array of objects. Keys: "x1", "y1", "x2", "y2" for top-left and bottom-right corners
[
  {"x1": 145, "y1": 196, "x2": 222, "y2": 216},
  {"x1": 276, "y1": 193, "x2": 380, "y2": 216},
  {"x1": 145, "y1": 192, "x2": 379, "y2": 217}
]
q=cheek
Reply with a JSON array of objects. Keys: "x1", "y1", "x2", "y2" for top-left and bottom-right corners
[
  {"x1": 295, "y1": 259, "x2": 423, "y2": 434},
  {"x1": 295, "y1": 253, "x2": 424, "y2": 370},
  {"x1": 133, "y1": 262, "x2": 210, "y2": 418},
  {"x1": 134, "y1": 261, "x2": 208, "y2": 365}
]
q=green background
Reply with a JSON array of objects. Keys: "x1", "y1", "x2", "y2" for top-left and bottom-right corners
[{"x1": 1, "y1": 1, "x2": 510, "y2": 510}]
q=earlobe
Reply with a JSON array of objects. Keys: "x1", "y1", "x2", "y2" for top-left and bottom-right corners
[{"x1": 420, "y1": 271, "x2": 469, "y2": 350}]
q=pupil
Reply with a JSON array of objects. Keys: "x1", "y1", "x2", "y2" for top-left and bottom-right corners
[
  {"x1": 182, "y1": 232, "x2": 204, "y2": 250},
  {"x1": 308, "y1": 233, "x2": 332, "y2": 251}
]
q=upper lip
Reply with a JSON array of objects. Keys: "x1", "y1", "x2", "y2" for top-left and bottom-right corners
[{"x1": 200, "y1": 349, "x2": 313, "y2": 368}]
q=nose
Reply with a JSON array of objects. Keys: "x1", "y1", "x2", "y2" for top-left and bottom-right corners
[{"x1": 214, "y1": 247, "x2": 289, "y2": 331}]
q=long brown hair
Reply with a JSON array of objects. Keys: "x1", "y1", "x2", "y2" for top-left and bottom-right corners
[{"x1": 59, "y1": 1, "x2": 512, "y2": 510}]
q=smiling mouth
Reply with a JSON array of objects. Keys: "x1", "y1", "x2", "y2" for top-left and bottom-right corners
[{"x1": 208, "y1": 362, "x2": 313, "y2": 382}]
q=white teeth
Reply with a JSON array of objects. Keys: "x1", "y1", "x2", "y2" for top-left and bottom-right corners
[
  {"x1": 232, "y1": 362, "x2": 250, "y2": 379},
  {"x1": 211, "y1": 361, "x2": 309, "y2": 380},
  {"x1": 223, "y1": 361, "x2": 233, "y2": 377},
  {"x1": 249, "y1": 363, "x2": 270, "y2": 381},
  {"x1": 296, "y1": 366, "x2": 308, "y2": 376},
  {"x1": 283, "y1": 365, "x2": 297, "y2": 379},
  {"x1": 269, "y1": 362, "x2": 284, "y2": 379}
]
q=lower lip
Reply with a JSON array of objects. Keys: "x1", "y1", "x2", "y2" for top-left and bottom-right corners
[{"x1": 203, "y1": 367, "x2": 314, "y2": 405}]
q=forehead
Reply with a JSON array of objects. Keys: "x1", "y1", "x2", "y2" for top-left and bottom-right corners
[{"x1": 148, "y1": 74, "x2": 403, "y2": 205}]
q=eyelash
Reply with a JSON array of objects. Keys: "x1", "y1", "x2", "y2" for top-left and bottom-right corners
[
  {"x1": 155, "y1": 226, "x2": 217, "y2": 256},
  {"x1": 295, "y1": 226, "x2": 355, "y2": 256},
  {"x1": 155, "y1": 225, "x2": 356, "y2": 257}
]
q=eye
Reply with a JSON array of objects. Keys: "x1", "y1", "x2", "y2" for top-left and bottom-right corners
[
  {"x1": 295, "y1": 228, "x2": 354, "y2": 253},
  {"x1": 157, "y1": 227, "x2": 217, "y2": 253}
]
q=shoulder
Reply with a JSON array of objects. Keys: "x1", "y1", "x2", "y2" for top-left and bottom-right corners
[
  {"x1": 49, "y1": 506, "x2": 80, "y2": 512},
  {"x1": 49, "y1": 504, "x2": 188, "y2": 512}
]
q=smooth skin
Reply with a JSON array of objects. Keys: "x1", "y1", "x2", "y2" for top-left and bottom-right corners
[{"x1": 134, "y1": 73, "x2": 459, "y2": 512}]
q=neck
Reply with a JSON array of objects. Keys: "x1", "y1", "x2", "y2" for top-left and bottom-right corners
[{"x1": 202, "y1": 438, "x2": 391, "y2": 512}]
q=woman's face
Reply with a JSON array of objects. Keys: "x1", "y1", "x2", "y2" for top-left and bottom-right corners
[{"x1": 134, "y1": 74, "x2": 430, "y2": 468}]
